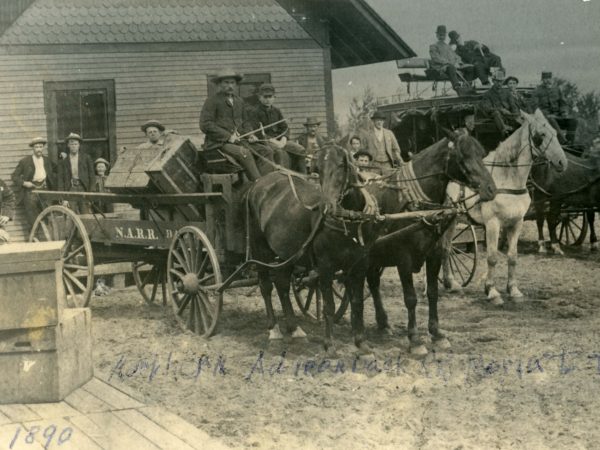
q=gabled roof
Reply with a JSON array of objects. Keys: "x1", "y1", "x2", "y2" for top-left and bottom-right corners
[{"x1": 0, "y1": 0, "x2": 310, "y2": 45}]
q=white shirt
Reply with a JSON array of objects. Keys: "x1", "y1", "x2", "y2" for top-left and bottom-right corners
[
  {"x1": 32, "y1": 156, "x2": 46, "y2": 182},
  {"x1": 374, "y1": 127, "x2": 384, "y2": 143},
  {"x1": 69, "y1": 153, "x2": 79, "y2": 179}
]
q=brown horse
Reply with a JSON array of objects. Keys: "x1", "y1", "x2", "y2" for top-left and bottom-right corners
[
  {"x1": 246, "y1": 143, "x2": 380, "y2": 353},
  {"x1": 363, "y1": 132, "x2": 497, "y2": 356}
]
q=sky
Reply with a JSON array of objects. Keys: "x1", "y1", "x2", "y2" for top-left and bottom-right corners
[{"x1": 332, "y1": 0, "x2": 600, "y2": 126}]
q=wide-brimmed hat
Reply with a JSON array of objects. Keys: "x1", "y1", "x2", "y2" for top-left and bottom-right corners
[
  {"x1": 65, "y1": 132, "x2": 82, "y2": 142},
  {"x1": 503, "y1": 76, "x2": 519, "y2": 85},
  {"x1": 94, "y1": 157, "x2": 110, "y2": 167},
  {"x1": 29, "y1": 136, "x2": 47, "y2": 147},
  {"x1": 353, "y1": 149, "x2": 373, "y2": 161},
  {"x1": 304, "y1": 117, "x2": 321, "y2": 126},
  {"x1": 141, "y1": 120, "x2": 165, "y2": 133},
  {"x1": 436, "y1": 25, "x2": 447, "y2": 35},
  {"x1": 258, "y1": 83, "x2": 275, "y2": 95},
  {"x1": 371, "y1": 111, "x2": 387, "y2": 121},
  {"x1": 541, "y1": 71, "x2": 553, "y2": 80},
  {"x1": 212, "y1": 69, "x2": 243, "y2": 84}
]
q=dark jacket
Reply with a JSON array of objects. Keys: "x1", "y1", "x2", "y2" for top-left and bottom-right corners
[
  {"x1": 57, "y1": 152, "x2": 96, "y2": 191},
  {"x1": 296, "y1": 132, "x2": 327, "y2": 152},
  {"x1": 11, "y1": 155, "x2": 56, "y2": 204},
  {"x1": 0, "y1": 179, "x2": 16, "y2": 220},
  {"x1": 532, "y1": 84, "x2": 568, "y2": 116},
  {"x1": 245, "y1": 103, "x2": 289, "y2": 139},
  {"x1": 199, "y1": 92, "x2": 251, "y2": 151},
  {"x1": 481, "y1": 85, "x2": 519, "y2": 115}
]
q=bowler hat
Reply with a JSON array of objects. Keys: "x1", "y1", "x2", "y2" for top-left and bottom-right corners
[
  {"x1": 65, "y1": 132, "x2": 82, "y2": 142},
  {"x1": 94, "y1": 157, "x2": 110, "y2": 167},
  {"x1": 436, "y1": 25, "x2": 447, "y2": 34},
  {"x1": 353, "y1": 149, "x2": 373, "y2": 161},
  {"x1": 541, "y1": 71, "x2": 553, "y2": 80},
  {"x1": 303, "y1": 117, "x2": 321, "y2": 126},
  {"x1": 141, "y1": 120, "x2": 165, "y2": 133},
  {"x1": 448, "y1": 30, "x2": 460, "y2": 41},
  {"x1": 212, "y1": 69, "x2": 243, "y2": 84},
  {"x1": 258, "y1": 83, "x2": 275, "y2": 95},
  {"x1": 371, "y1": 111, "x2": 387, "y2": 121},
  {"x1": 29, "y1": 136, "x2": 47, "y2": 147},
  {"x1": 503, "y1": 76, "x2": 519, "y2": 85}
]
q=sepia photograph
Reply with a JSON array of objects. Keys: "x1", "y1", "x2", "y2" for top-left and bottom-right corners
[{"x1": 0, "y1": 0, "x2": 599, "y2": 448}]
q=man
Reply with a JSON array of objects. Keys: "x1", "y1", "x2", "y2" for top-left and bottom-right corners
[
  {"x1": 504, "y1": 76, "x2": 531, "y2": 112},
  {"x1": 361, "y1": 111, "x2": 402, "y2": 170},
  {"x1": 245, "y1": 83, "x2": 306, "y2": 173},
  {"x1": 532, "y1": 72, "x2": 576, "y2": 143},
  {"x1": 429, "y1": 25, "x2": 473, "y2": 91},
  {"x1": 296, "y1": 117, "x2": 327, "y2": 173},
  {"x1": 0, "y1": 178, "x2": 15, "y2": 244},
  {"x1": 57, "y1": 132, "x2": 95, "y2": 214},
  {"x1": 11, "y1": 136, "x2": 56, "y2": 230},
  {"x1": 448, "y1": 30, "x2": 502, "y2": 86},
  {"x1": 348, "y1": 135, "x2": 362, "y2": 156},
  {"x1": 139, "y1": 120, "x2": 167, "y2": 149},
  {"x1": 199, "y1": 69, "x2": 274, "y2": 181},
  {"x1": 354, "y1": 149, "x2": 372, "y2": 168},
  {"x1": 480, "y1": 70, "x2": 520, "y2": 136}
]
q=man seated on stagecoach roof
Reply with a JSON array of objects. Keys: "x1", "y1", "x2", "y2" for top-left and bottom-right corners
[
  {"x1": 480, "y1": 70, "x2": 520, "y2": 137},
  {"x1": 429, "y1": 25, "x2": 474, "y2": 91},
  {"x1": 199, "y1": 68, "x2": 274, "y2": 182},
  {"x1": 296, "y1": 117, "x2": 326, "y2": 173},
  {"x1": 448, "y1": 30, "x2": 502, "y2": 86},
  {"x1": 244, "y1": 83, "x2": 307, "y2": 174},
  {"x1": 361, "y1": 110, "x2": 402, "y2": 170},
  {"x1": 0, "y1": 178, "x2": 16, "y2": 244},
  {"x1": 11, "y1": 136, "x2": 57, "y2": 231},
  {"x1": 531, "y1": 71, "x2": 576, "y2": 144}
]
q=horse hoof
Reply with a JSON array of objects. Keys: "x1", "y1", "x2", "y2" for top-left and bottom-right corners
[
  {"x1": 268, "y1": 325, "x2": 284, "y2": 340},
  {"x1": 444, "y1": 279, "x2": 462, "y2": 293},
  {"x1": 486, "y1": 287, "x2": 501, "y2": 300},
  {"x1": 433, "y1": 337, "x2": 451, "y2": 350},
  {"x1": 551, "y1": 244, "x2": 564, "y2": 256},
  {"x1": 410, "y1": 344, "x2": 428, "y2": 357},
  {"x1": 489, "y1": 296, "x2": 504, "y2": 306},
  {"x1": 291, "y1": 326, "x2": 307, "y2": 339},
  {"x1": 508, "y1": 287, "x2": 524, "y2": 299},
  {"x1": 538, "y1": 246, "x2": 547, "y2": 255}
]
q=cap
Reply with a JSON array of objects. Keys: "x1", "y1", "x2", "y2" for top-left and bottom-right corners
[
  {"x1": 258, "y1": 83, "x2": 275, "y2": 95},
  {"x1": 65, "y1": 132, "x2": 82, "y2": 142},
  {"x1": 94, "y1": 157, "x2": 110, "y2": 167}
]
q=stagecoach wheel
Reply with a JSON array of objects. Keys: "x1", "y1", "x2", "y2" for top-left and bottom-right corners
[
  {"x1": 166, "y1": 226, "x2": 223, "y2": 337},
  {"x1": 441, "y1": 224, "x2": 478, "y2": 287},
  {"x1": 132, "y1": 261, "x2": 167, "y2": 305},
  {"x1": 557, "y1": 212, "x2": 588, "y2": 247},
  {"x1": 28, "y1": 205, "x2": 94, "y2": 307}
]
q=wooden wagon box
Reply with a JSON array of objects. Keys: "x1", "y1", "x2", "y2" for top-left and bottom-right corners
[
  {"x1": 0, "y1": 308, "x2": 93, "y2": 403},
  {"x1": 104, "y1": 143, "x2": 161, "y2": 194},
  {"x1": 0, "y1": 242, "x2": 65, "y2": 330}
]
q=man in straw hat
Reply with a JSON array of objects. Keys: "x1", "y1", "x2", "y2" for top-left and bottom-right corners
[
  {"x1": 138, "y1": 119, "x2": 167, "y2": 149},
  {"x1": 57, "y1": 132, "x2": 95, "y2": 214},
  {"x1": 245, "y1": 83, "x2": 307, "y2": 174},
  {"x1": 295, "y1": 117, "x2": 326, "y2": 173},
  {"x1": 199, "y1": 69, "x2": 274, "y2": 181},
  {"x1": 11, "y1": 136, "x2": 56, "y2": 230},
  {"x1": 360, "y1": 110, "x2": 402, "y2": 170},
  {"x1": 481, "y1": 69, "x2": 520, "y2": 137}
]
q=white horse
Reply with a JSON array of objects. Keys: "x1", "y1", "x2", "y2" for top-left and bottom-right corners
[{"x1": 442, "y1": 109, "x2": 568, "y2": 305}]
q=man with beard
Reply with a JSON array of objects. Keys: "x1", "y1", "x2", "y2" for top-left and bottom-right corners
[
  {"x1": 11, "y1": 136, "x2": 56, "y2": 230},
  {"x1": 199, "y1": 69, "x2": 274, "y2": 181}
]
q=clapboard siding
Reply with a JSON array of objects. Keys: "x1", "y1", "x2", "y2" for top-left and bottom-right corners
[{"x1": 0, "y1": 47, "x2": 328, "y2": 242}]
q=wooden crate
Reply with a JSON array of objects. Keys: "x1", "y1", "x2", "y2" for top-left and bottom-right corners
[
  {"x1": 104, "y1": 144, "x2": 161, "y2": 194},
  {"x1": 0, "y1": 242, "x2": 65, "y2": 331},
  {"x1": 0, "y1": 308, "x2": 93, "y2": 404}
]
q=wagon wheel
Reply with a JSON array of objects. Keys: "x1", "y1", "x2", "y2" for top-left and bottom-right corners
[
  {"x1": 442, "y1": 224, "x2": 478, "y2": 287},
  {"x1": 29, "y1": 205, "x2": 94, "y2": 307},
  {"x1": 166, "y1": 226, "x2": 223, "y2": 337},
  {"x1": 132, "y1": 261, "x2": 167, "y2": 305},
  {"x1": 557, "y1": 212, "x2": 588, "y2": 247}
]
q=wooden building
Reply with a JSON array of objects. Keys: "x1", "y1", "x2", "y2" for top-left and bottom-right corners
[{"x1": 0, "y1": 0, "x2": 414, "y2": 241}]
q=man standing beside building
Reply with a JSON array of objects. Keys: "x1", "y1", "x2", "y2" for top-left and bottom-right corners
[
  {"x1": 296, "y1": 117, "x2": 326, "y2": 173},
  {"x1": 57, "y1": 133, "x2": 95, "y2": 214},
  {"x1": 139, "y1": 120, "x2": 167, "y2": 149},
  {"x1": 199, "y1": 69, "x2": 274, "y2": 181},
  {"x1": 0, "y1": 178, "x2": 15, "y2": 244},
  {"x1": 245, "y1": 83, "x2": 307, "y2": 173},
  {"x1": 361, "y1": 111, "x2": 402, "y2": 170},
  {"x1": 11, "y1": 136, "x2": 56, "y2": 230}
]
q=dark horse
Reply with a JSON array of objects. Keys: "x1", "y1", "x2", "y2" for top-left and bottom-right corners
[
  {"x1": 362, "y1": 132, "x2": 497, "y2": 356},
  {"x1": 532, "y1": 151, "x2": 600, "y2": 254},
  {"x1": 246, "y1": 143, "x2": 380, "y2": 352}
]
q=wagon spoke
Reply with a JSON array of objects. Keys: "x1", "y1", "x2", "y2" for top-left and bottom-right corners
[
  {"x1": 198, "y1": 273, "x2": 215, "y2": 285},
  {"x1": 149, "y1": 275, "x2": 159, "y2": 302},
  {"x1": 196, "y1": 294, "x2": 211, "y2": 333},
  {"x1": 453, "y1": 251, "x2": 472, "y2": 277},
  {"x1": 188, "y1": 234, "x2": 198, "y2": 273},
  {"x1": 181, "y1": 234, "x2": 194, "y2": 270},
  {"x1": 176, "y1": 294, "x2": 191, "y2": 316},
  {"x1": 64, "y1": 277, "x2": 76, "y2": 299},
  {"x1": 453, "y1": 226, "x2": 470, "y2": 241},
  {"x1": 49, "y1": 212, "x2": 60, "y2": 241},
  {"x1": 169, "y1": 268, "x2": 186, "y2": 281},
  {"x1": 187, "y1": 297, "x2": 196, "y2": 331},
  {"x1": 64, "y1": 244, "x2": 85, "y2": 263},
  {"x1": 171, "y1": 249, "x2": 190, "y2": 272},
  {"x1": 449, "y1": 252, "x2": 466, "y2": 284},
  {"x1": 196, "y1": 252, "x2": 209, "y2": 278},
  {"x1": 64, "y1": 270, "x2": 86, "y2": 293},
  {"x1": 63, "y1": 263, "x2": 88, "y2": 271},
  {"x1": 193, "y1": 295, "x2": 204, "y2": 334},
  {"x1": 451, "y1": 245, "x2": 475, "y2": 261}
]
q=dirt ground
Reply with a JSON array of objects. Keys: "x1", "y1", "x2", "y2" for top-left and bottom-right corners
[{"x1": 91, "y1": 221, "x2": 600, "y2": 450}]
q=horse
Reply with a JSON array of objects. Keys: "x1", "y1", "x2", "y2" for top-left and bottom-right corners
[
  {"x1": 360, "y1": 131, "x2": 497, "y2": 356},
  {"x1": 531, "y1": 150, "x2": 600, "y2": 254},
  {"x1": 245, "y1": 143, "x2": 381, "y2": 353},
  {"x1": 442, "y1": 109, "x2": 568, "y2": 305}
]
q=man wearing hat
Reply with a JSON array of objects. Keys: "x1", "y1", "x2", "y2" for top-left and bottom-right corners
[
  {"x1": 448, "y1": 30, "x2": 502, "y2": 86},
  {"x1": 429, "y1": 25, "x2": 474, "y2": 91},
  {"x1": 57, "y1": 132, "x2": 95, "y2": 214},
  {"x1": 481, "y1": 70, "x2": 520, "y2": 136},
  {"x1": 504, "y1": 76, "x2": 531, "y2": 112},
  {"x1": 139, "y1": 120, "x2": 166, "y2": 149},
  {"x1": 532, "y1": 72, "x2": 575, "y2": 143},
  {"x1": 296, "y1": 117, "x2": 326, "y2": 172},
  {"x1": 0, "y1": 178, "x2": 15, "y2": 244},
  {"x1": 199, "y1": 69, "x2": 274, "y2": 181},
  {"x1": 245, "y1": 83, "x2": 307, "y2": 174},
  {"x1": 11, "y1": 137, "x2": 56, "y2": 230},
  {"x1": 360, "y1": 111, "x2": 402, "y2": 170}
]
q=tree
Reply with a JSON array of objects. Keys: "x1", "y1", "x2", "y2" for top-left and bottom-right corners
[
  {"x1": 554, "y1": 78, "x2": 580, "y2": 114},
  {"x1": 575, "y1": 91, "x2": 600, "y2": 146},
  {"x1": 347, "y1": 86, "x2": 378, "y2": 135}
]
